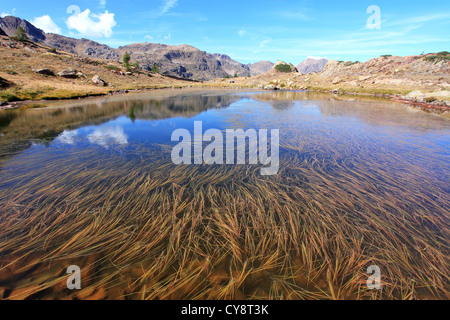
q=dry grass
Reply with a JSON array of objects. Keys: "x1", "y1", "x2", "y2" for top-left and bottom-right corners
[{"x1": 0, "y1": 36, "x2": 198, "y2": 102}]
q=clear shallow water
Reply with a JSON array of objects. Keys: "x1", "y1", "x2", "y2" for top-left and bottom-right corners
[{"x1": 0, "y1": 89, "x2": 449, "y2": 300}]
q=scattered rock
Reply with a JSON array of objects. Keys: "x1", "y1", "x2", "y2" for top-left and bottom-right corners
[
  {"x1": 332, "y1": 77, "x2": 341, "y2": 84},
  {"x1": 57, "y1": 70, "x2": 77, "y2": 78},
  {"x1": 76, "y1": 72, "x2": 85, "y2": 78},
  {"x1": 34, "y1": 68, "x2": 55, "y2": 76},
  {"x1": 125, "y1": 72, "x2": 132, "y2": 76},
  {"x1": 347, "y1": 80, "x2": 359, "y2": 86},
  {"x1": 92, "y1": 75, "x2": 106, "y2": 86},
  {"x1": 358, "y1": 75, "x2": 372, "y2": 81},
  {"x1": 264, "y1": 84, "x2": 279, "y2": 90},
  {"x1": 405, "y1": 90, "x2": 425, "y2": 101}
]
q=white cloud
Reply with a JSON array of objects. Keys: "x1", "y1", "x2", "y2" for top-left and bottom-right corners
[
  {"x1": 144, "y1": 35, "x2": 153, "y2": 41},
  {"x1": 160, "y1": 0, "x2": 178, "y2": 16},
  {"x1": 57, "y1": 130, "x2": 79, "y2": 145},
  {"x1": 164, "y1": 33, "x2": 171, "y2": 40},
  {"x1": 1, "y1": 8, "x2": 16, "y2": 18},
  {"x1": 260, "y1": 39, "x2": 271, "y2": 48},
  {"x1": 307, "y1": 56, "x2": 328, "y2": 60},
  {"x1": 66, "y1": 8, "x2": 117, "y2": 38},
  {"x1": 238, "y1": 29, "x2": 247, "y2": 37},
  {"x1": 99, "y1": 0, "x2": 107, "y2": 8},
  {"x1": 31, "y1": 15, "x2": 62, "y2": 34},
  {"x1": 87, "y1": 127, "x2": 128, "y2": 148}
]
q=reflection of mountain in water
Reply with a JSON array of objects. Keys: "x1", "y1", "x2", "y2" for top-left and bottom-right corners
[
  {"x1": 0, "y1": 91, "x2": 242, "y2": 166},
  {"x1": 252, "y1": 91, "x2": 450, "y2": 131}
]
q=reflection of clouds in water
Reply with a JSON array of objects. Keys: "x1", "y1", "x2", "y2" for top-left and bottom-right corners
[
  {"x1": 57, "y1": 130, "x2": 80, "y2": 145},
  {"x1": 87, "y1": 126, "x2": 128, "y2": 148}
]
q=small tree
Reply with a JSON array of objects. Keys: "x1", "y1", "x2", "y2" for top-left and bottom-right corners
[
  {"x1": 234, "y1": 72, "x2": 238, "y2": 78},
  {"x1": 151, "y1": 64, "x2": 159, "y2": 73},
  {"x1": 12, "y1": 26, "x2": 29, "y2": 42},
  {"x1": 123, "y1": 51, "x2": 131, "y2": 71}
]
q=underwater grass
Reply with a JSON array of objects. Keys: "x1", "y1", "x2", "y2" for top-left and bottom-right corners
[{"x1": 0, "y1": 123, "x2": 448, "y2": 301}]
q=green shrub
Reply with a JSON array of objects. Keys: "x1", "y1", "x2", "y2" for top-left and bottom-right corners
[
  {"x1": 11, "y1": 26, "x2": 29, "y2": 42},
  {"x1": 274, "y1": 64, "x2": 292, "y2": 73},
  {"x1": 1, "y1": 93, "x2": 20, "y2": 102},
  {"x1": 424, "y1": 55, "x2": 450, "y2": 63},
  {"x1": 105, "y1": 65, "x2": 121, "y2": 71},
  {"x1": 151, "y1": 64, "x2": 159, "y2": 73}
]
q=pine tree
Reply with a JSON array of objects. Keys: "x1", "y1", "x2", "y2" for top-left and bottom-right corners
[
  {"x1": 12, "y1": 26, "x2": 29, "y2": 42},
  {"x1": 123, "y1": 51, "x2": 131, "y2": 72}
]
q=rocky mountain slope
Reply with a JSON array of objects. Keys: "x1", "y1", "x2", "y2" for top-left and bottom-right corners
[
  {"x1": 0, "y1": 16, "x2": 45, "y2": 42},
  {"x1": 321, "y1": 54, "x2": 450, "y2": 79},
  {"x1": 247, "y1": 61, "x2": 274, "y2": 76},
  {"x1": 296, "y1": 57, "x2": 328, "y2": 74},
  {"x1": 116, "y1": 43, "x2": 253, "y2": 80},
  {"x1": 0, "y1": 16, "x2": 272, "y2": 81},
  {"x1": 0, "y1": 35, "x2": 195, "y2": 104},
  {"x1": 44, "y1": 34, "x2": 120, "y2": 60}
]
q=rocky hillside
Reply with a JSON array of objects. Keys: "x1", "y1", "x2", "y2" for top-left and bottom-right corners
[
  {"x1": 321, "y1": 54, "x2": 450, "y2": 80},
  {"x1": 0, "y1": 16, "x2": 45, "y2": 42},
  {"x1": 296, "y1": 57, "x2": 328, "y2": 74},
  {"x1": 0, "y1": 36, "x2": 195, "y2": 104},
  {"x1": 116, "y1": 43, "x2": 254, "y2": 80},
  {"x1": 247, "y1": 61, "x2": 274, "y2": 76},
  {"x1": 0, "y1": 16, "x2": 272, "y2": 81},
  {"x1": 44, "y1": 34, "x2": 120, "y2": 60}
]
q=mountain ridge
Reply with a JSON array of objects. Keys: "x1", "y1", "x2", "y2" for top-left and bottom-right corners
[
  {"x1": 296, "y1": 57, "x2": 328, "y2": 74},
  {"x1": 0, "y1": 16, "x2": 274, "y2": 81}
]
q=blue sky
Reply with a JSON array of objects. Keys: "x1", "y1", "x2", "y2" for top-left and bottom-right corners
[{"x1": 1, "y1": 0, "x2": 449, "y2": 64}]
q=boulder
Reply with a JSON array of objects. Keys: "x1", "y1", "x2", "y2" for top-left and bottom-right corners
[
  {"x1": 264, "y1": 84, "x2": 279, "y2": 90},
  {"x1": 405, "y1": 90, "x2": 425, "y2": 101},
  {"x1": 92, "y1": 75, "x2": 106, "y2": 86},
  {"x1": 57, "y1": 70, "x2": 77, "y2": 78},
  {"x1": 358, "y1": 75, "x2": 372, "y2": 81},
  {"x1": 34, "y1": 68, "x2": 54, "y2": 76}
]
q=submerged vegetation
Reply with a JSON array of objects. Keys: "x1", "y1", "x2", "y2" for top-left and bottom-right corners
[{"x1": 0, "y1": 91, "x2": 448, "y2": 300}]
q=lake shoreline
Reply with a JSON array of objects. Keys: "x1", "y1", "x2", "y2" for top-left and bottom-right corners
[{"x1": 2, "y1": 85, "x2": 449, "y2": 116}]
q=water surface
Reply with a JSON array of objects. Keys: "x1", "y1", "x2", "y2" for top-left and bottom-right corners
[{"x1": 0, "y1": 89, "x2": 448, "y2": 300}]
